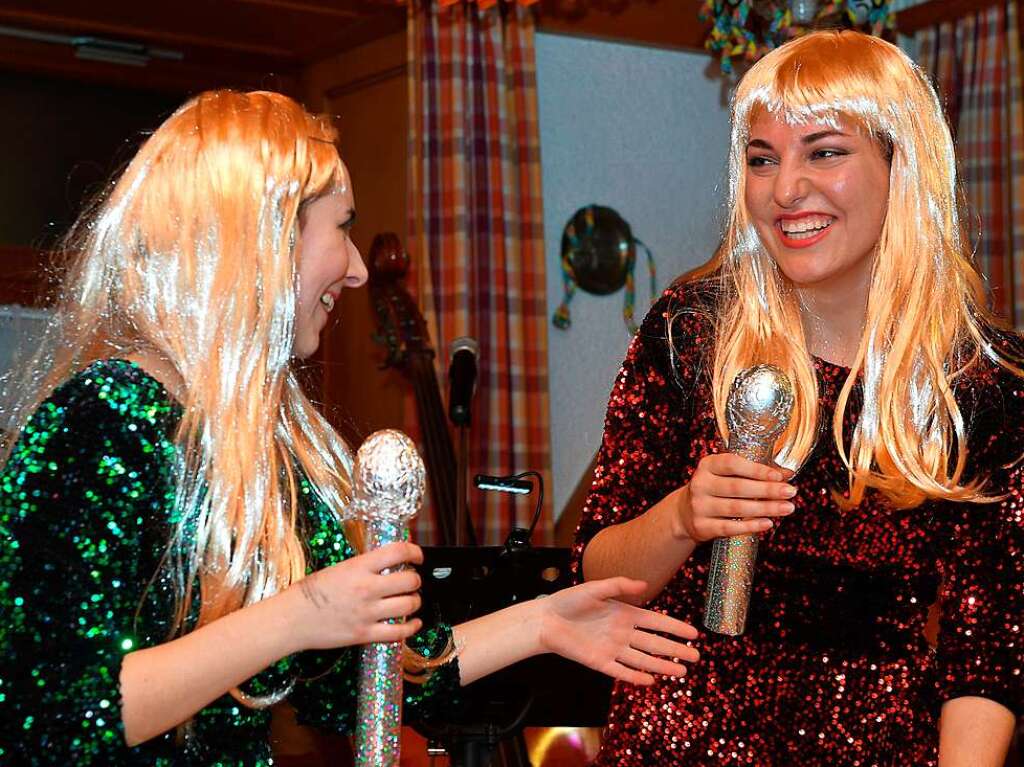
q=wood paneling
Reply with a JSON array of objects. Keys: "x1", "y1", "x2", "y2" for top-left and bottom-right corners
[
  {"x1": 536, "y1": 0, "x2": 708, "y2": 51},
  {"x1": 0, "y1": 245, "x2": 60, "y2": 307},
  {"x1": 302, "y1": 32, "x2": 411, "y2": 446}
]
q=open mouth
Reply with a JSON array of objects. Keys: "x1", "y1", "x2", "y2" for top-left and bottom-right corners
[
  {"x1": 320, "y1": 293, "x2": 336, "y2": 313},
  {"x1": 776, "y1": 215, "x2": 835, "y2": 247}
]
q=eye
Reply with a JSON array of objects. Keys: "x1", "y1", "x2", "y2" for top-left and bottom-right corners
[
  {"x1": 746, "y1": 155, "x2": 776, "y2": 168},
  {"x1": 810, "y1": 148, "x2": 847, "y2": 161}
]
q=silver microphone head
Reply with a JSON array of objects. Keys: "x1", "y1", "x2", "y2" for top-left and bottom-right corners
[
  {"x1": 350, "y1": 429, "x2": 425, "y2": 523},
  {"x1": 725, "y1": 364, "x2": 794, "y2": 462}
]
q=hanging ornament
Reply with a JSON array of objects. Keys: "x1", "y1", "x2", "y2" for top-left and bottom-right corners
[
  {"x1": 552, "y1": 205, "x2": 657, "y2": 335},
  {"x1": 699, "y1": 0, "x2": 896, "y2": 75}
]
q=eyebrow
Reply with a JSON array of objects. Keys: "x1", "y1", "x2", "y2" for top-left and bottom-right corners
[{"x1": 747, "y1": 130, "x2": 849, "y2": 151}]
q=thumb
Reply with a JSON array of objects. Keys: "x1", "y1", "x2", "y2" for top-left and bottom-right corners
[{"x1": 593, "y1": 576, "x2": 648, "y2": 604}]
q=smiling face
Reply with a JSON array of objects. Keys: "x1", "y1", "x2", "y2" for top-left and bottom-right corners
[
  {"x1": 743, "y1": 112, "x2": 891, "y2": 295},
  {"x1": 293, "y1": 166, "x2": 368, "y2": 359}
]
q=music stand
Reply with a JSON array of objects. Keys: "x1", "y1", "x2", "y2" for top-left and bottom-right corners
[{"x1": 412, "y1": 546, "x2": 612, "y2": 767}]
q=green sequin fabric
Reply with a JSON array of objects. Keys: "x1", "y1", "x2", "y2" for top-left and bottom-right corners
[{"x1": 0, "y1": 360, "x2": 459, "y2": 765}]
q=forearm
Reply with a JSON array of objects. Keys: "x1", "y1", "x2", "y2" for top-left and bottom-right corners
[
  {"x1": 938, "y1": 696, "x2": 1016, "y2": 767},
  {"x1": 581, "y1": 486, "x2": 697, "y2": 603},
  {"x1": 452, "y1": 599, "x2": 545, "y2": 686},
  {"x1": 120, "y1": 587, "x2": 303, "y2": 746}
]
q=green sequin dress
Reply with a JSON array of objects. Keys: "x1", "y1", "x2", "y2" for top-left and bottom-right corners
[{"x1": 0, "y1": 360, "x2": 459, "y2": 765}]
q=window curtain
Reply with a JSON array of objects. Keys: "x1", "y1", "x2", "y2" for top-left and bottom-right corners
[
  {"x1": 917, "y1": 1, "x2": 1024, "y2": 326},
  {"x1": 406, "y1": 0, "x2": 552, "y2": 544}
]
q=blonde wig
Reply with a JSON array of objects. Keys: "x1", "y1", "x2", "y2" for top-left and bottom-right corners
[
  {"x1": 701, "y1": 30, "x2": 1020, "y2": 509},
  {"x1": 3, "y1": 91, "x2": 442, "y2": 706}
]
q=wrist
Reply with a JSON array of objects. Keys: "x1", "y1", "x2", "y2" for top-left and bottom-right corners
[
  {"x1": 524, "y1": 598, "x2": 549, "y2": 657},
  {"x1": 270, "y1": 582, "x2": 313, "y2": 657},
  {"x1": 665, "y1": 485, "x2": 693, "y2": 542}
]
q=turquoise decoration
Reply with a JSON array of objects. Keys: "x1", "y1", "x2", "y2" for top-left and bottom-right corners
[{"x1": 699, "y1": 0, "x2": 896, "y2": 74}]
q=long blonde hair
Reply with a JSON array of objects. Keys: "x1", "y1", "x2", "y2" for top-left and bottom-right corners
[
  {"x1": 4, "y1": 91, "x2": 370, "y2": 704},
  {"x1": 704, "y1": 30, "x2": 1020, "y2": 509}
]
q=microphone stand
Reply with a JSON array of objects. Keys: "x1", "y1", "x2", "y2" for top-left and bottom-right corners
[{"x1": 456, "y1": 423, "x2": 469, "y2": 546}]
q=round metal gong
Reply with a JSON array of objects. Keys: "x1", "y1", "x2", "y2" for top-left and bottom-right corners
[{"x1": 561, "y1": 205, "x2": 635, "y2": 296}]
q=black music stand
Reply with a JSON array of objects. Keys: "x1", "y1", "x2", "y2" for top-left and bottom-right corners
[{"x1": 412, "y1": 545, "x2": 612, "y2": 767}]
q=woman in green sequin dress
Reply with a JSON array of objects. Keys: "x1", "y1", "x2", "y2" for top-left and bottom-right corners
[{"x1": 0, "y1": 90, "x2": 700, "y2": 766}]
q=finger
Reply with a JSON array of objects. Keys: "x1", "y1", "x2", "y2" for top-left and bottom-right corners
[
  {"x1": 767, "y1": 461, "x2": 796, "y2": 479},
  {"x1": 712, "y1": 476, "x2": 797, "y2": 501},
  {"x1": 374, "y1": 569, "x2": 422, "y2": 597},
  {"x1": 629, "y1": 611, "x2": 700, "y2": 642},
  {"x1": 709, "y1": 453, "x2": 785, "y2": 482},
  {"x1": 372, "y1": 593, "x2": 422, "y2": 621},
  {"x1": 368, "y1": 617, "x2": 423, "y2": 643},
  {"x1": 708, "y1": 497, "x2": 794, "y2": 519},
  {"x1": 617, "y1": 648, "x2": 687, "y2": 679},
  {"x1": 603, "y1": 661, "x2": 655, "y2": 687},
  {"x1": 630, "y1": 631, "x2": 701, "y2": 663},
  {"x1": 364, "y1": 541, "x2": 424, "y2": 571},
  {"x1": 715, "y1": 517, "x2": 775, "y2": 537}
]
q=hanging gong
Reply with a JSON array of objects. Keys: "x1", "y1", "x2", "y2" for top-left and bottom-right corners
[{"x1": 561, "y1": 205, "x2": 635, "y2": 296}]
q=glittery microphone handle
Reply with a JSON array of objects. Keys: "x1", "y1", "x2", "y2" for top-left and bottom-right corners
[
  {"x1": 348, "y1": 430, "x2": 424, "y2": 767},
  {"x1": 355, "y1": 518, "x2": 406, "y2": 767},
  {"x1": 704, "y1": 365, "x2": 793, "y2": 636}
]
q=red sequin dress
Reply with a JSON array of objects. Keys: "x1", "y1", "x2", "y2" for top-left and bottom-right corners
[{"x1": 571, "y1": 280, "x2": 1024, "y2": 766}]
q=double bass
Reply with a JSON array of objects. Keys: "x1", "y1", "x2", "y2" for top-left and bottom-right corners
[{"x1": 367, "y1": 231, "x2": 476, "y2": 546}]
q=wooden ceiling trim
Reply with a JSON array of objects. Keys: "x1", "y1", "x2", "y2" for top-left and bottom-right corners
[
  {"x1": 536, "y1": 0, "x2": 707, "y2": 52},
  {"x1": 231, "y1": 0, "x2": 363, "y2": 19},
  {"x1": 896, "y1": 0, "x2": 1002, "y2": 34},
  {"x1": 0, "y1": 7, "x2": 299, "y2": 62},
  {"x1": 0, "y1": 32, "x2": 300, "y2": 95}
]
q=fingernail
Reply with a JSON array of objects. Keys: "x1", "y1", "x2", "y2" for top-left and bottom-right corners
[
  {"x1": 782, "y1": 502, "x2": 795, "y2": 513},
  {"x1": 783, "y1": 485, "x2": 797, "y2": 498}
]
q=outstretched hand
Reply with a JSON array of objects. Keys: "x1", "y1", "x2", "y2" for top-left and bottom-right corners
[{"x1": 539, "y1": 577, "x2": 699, "y2": 686}]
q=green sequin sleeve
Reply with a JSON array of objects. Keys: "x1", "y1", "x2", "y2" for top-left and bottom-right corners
[
  {"x1": 0, "y1": 361, "x2": 184, "y2": 764},
  {"x1": 286, "y1": 487, "x2": 462, "y2": 734}
]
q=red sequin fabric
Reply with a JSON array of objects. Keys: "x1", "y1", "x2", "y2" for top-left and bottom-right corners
[{"x1": 571, "y1": 280, "x2": 1024, "y2": 766}]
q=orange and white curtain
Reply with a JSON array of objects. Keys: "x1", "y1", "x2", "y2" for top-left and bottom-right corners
[
  {"x1": 406, "y1": 0, "x2": 553, "y2": 544},
  {"x1": 917, "y1": 1, "x2": 1024, "y2": 326}
]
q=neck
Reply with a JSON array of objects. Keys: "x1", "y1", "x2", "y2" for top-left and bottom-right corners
[
  {"x1": 794, "y1": 265, "x2": 872, "y2": 368},
  {"x1": 125, "y1": 349, "x2": 187, "y2": 403}
]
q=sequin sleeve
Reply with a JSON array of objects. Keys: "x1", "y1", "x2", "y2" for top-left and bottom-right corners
[
  {"x1": 935, "y1": 372, "x2": 1024, "y2": 716},
  {"x1": 570, "y1": 282, "x2": 713, "y2": 581},
  {"x1": 0, "y1": 364, "x2": 179, "y2": 764},
  {"x1": 286, "y1": 489, "x2": 461, "y2": 734}
]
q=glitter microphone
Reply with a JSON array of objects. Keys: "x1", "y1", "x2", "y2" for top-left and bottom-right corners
[
  {"x1": 348, "y1": 429, "x2": 425, "y2": 767},
  {"x1": 703, "y1": 365, "x2": 793, "y2": 636}
]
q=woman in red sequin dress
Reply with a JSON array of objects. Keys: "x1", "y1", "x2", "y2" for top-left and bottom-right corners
[{"x1": 573, "y1": 31, "x2": 1024, "y2": 766}]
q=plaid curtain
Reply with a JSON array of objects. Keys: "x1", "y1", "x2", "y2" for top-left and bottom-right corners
[
  {"x1": 917, "y1": 0, "x2": 1024, "y2": 326},
  {"x1": 407, "y1": 0, "x2": 552, "y2": 544}
]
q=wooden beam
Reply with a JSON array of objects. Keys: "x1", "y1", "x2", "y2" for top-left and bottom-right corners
[
  {"x1": 0, "y1": 32, "x2": 300, "y2": 96},
  {"x1": 895, "y1": 0, "x2": 1002, "y2": 35},
  {"x1": 0, "y1": 7, "x2": 299, "y2": 61},
  {"x1": 536, "y1": 0, "x2": 708, "y2": 53}
]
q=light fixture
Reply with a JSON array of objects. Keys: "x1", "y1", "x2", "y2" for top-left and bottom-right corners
[{"x1": 790, "y1": 0, "x2": 820, "y2": 24}]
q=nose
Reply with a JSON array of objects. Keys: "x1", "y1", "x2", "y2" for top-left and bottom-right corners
[
  {"x1": 346, "y1": 241, "x2": 369, "y2": 288},
  {"x1": 773, "y1": 158, "x2": 810, "y2": 209}
]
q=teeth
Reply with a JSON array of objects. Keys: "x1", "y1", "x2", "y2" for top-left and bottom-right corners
[
  {"x1": 320, "y1": 293, "x2": 335, "y2": 312},
  {"x1": 780, "y1": 216, "x2": 834, "y2": 235}
]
